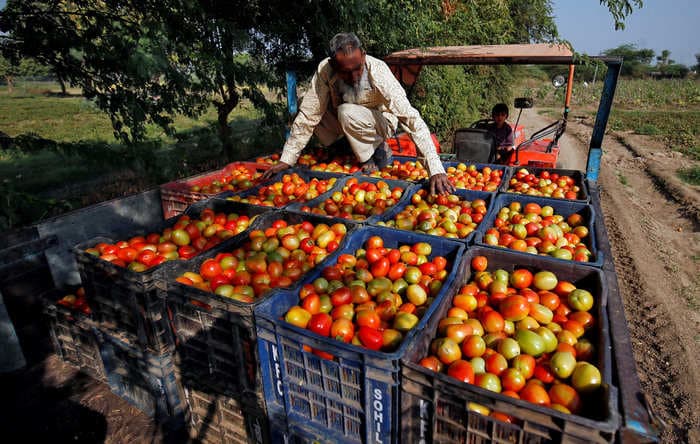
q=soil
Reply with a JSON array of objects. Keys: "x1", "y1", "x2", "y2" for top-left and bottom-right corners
[
  {"x1": 2, "y1": 109, "x2": 699, "y2": 443},
  {"x1": 521, "y1": 109, "x2": 700, "y2": 444}
]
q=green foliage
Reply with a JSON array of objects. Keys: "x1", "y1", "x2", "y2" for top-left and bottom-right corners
[
  {"x1": 599, "y1": 0, "x2": 644, "y2": 30},
  {"x1": 677, "y1": 166, "x2": 700, "y2": 186},
  {"x1": 603, "y1": 44, "x2": 654, "y2": 77}
]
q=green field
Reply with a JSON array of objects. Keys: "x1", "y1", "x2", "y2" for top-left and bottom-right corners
[
  {"x1": 0, "y1": 81, "x2": 284, "y2": 229},
  {"x1": 523, "y1": 77, "x2": 700, "y2": 160}
]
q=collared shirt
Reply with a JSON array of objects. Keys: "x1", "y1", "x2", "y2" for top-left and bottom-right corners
[{"x1": 281, "y1": 55, "x2": 445, "y2": 176}]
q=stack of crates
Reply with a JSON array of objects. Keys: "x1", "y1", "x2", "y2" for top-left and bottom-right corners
[
  {"x1": 72, "y1": 199, "x2": 271, "y2": 433},
  {"x1": 42, "y1": 288, "x2": 105, "y2": 382},
  {"x1": 160, "y1": 210, "x2": 359, "y2": 443}
]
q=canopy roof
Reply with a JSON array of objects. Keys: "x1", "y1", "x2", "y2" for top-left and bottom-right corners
[{"x1": 384, "y1": 43, "x2": 574, "y2": 66}]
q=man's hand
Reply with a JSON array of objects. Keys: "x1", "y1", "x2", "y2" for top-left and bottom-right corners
[
  {"x1": 429, "y1": 173, "x2": 455, "y2": 196},
  {"x1": 261, "y1": 161, "x2": 291, "y2": 180}
]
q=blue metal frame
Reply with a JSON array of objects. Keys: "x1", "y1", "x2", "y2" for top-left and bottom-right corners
[{"x1": 586, "y1": 60, "x2": 622, "y2": 181}]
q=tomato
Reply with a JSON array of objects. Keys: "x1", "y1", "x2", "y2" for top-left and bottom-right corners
[
  {"x1": 434, "y1": 338, "x2": 462, "y2": 365},
  {"x1": 285, "y1": 306, "x2": 312, "y2": 328},
  {"x1": 511, "y1": 354, "x2": 536, "y2": 379},
  {"x1": 475, "y1": 372, "x2": 502, "y2": 393},
  {"x1": 357, "y1": 326, "x2": 383, "y2": 350},
  {"x1": 371, "y1": 257, "x2": 390, "y2": 278},
  {"x1": 471, "y1": 256, "x2": 488, "y2": 272},
  {"x1": 509, "y1": 269, "x2": 533, "y2": 289},
  {"x1": 330, "y1": 318, "x2": 355, "y2": 343},
  {"x1": 330, "y1": 287, "x2": 352, "y2": 306},
  {"x1": 461, "y1": 335, "x2": 486, "y2": 358},
  {"x1": 485, "y1": 353, "x2": 508, "y2": 376},
  {"x1": 200, "y1": 259, "x2": 223, "y2": 280},
  {"x1": 499, "y1": 295, "x2": 530, "y2": 322},
  {"x1": 549, "y1": 383, "x2": 581, "y2": 414},
  {"x1": 331, "y1": 304, "x2": 354, "y2": 321},
  {"x1": 568, "y1": 289, "x2": 594, "y2": 312},
  {"x1": 356, "y1": 310, "x2": 381, "y2": 329},
  {"x1": 419, "y1": 356, "x2": 444, "y2": 373},
  {"x1": 382, "y1": 329, "x2": 403, "y2": 351},
  {"x1": 571, "y1": 362, "x2": 602, "y2": 393},
  {"x1": 447, "y1": 360, "x2": 475, "y2": 384},
  {"x1": 366, "y1": 236, "x2": 384, "y2": 249},
  {"x1": 301, "y1": 293, "x2": 321, "y2": 315},
  {"x1": 500, "y1": 368, "x2": 526, "y2": 392},
  {"x1": 480, "y1": 310, "x2": 505, "y2": 333},
  {"x1": 307, "y1": 313, "x2": 332, "y2": 337},
  {"x1": 520, "y1": 381, "x2": 550, "y2": 406}
]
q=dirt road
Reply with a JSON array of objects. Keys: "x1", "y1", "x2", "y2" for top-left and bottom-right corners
[{"x1": 520, "y1": 109, "x2": 700, "y2": 444}]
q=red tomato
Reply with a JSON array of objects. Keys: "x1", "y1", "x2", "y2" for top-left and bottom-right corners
[
  {"x1": 330, "y1": 318, "x2": 355, "y2": 343},
  {"x1": 371, "y1": 257, "x2": 390, "y2": 278},
  {"x1": 200, "y1": 259, "x2": 223, "y2": 280},
  {"x1": 357, "y1": 326, "x2": 383, "y2": 350},
  {"x1": 307, "y1": 313, "x2": 332, "y2": 337},
  {"x1": 447, "y1": 360, "x2": 475, "y2": 384}
]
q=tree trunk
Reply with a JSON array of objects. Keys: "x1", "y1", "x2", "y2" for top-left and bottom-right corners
[
  {"x1": 217, "y1": 106, "x2": 234, "y2": 160},
  {"x1": 5, "y1": 76, "x2": 13, "y2": 94},
  {"x1": 57, "y1": 76, "x2": 67, "y2": 95}
]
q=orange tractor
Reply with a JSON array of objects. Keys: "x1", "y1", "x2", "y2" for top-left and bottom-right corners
[{"x1": 384, "y1": 44, "x2": 577, "y2": 168}]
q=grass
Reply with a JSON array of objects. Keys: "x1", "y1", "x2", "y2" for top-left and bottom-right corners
[
  {"x1": 519, "y1": 78, "x2": 700, "y2": 160},
  {"x1": 0, "y1": 81, "x2": 285, "y2": 229},
  {"x1": 677, "y1": 166, "x2": 700, "y2": 185},
  {"x1": 617, "y1": 171, "x2": 629, "y2": 186}
]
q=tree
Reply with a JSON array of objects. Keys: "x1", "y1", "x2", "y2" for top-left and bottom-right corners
[
  {"x1": 0, "y1": 54, "x2": 50, "y2": 93},
  {"x1": 602, "y1": 44, "x2": 654, "y2": 77},
  {"x1": 656, "y1": 49, "x2": 672, "y2": 66},
  {"x1": 599, "y1": 0, "x2": 644, "y2": 30}
]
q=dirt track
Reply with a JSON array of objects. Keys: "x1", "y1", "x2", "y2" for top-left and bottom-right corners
[{"x1": 521, "y1": 109, "x2": 700, "y2": 444}]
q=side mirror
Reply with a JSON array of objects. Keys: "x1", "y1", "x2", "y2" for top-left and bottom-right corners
[
  {"x1": 514, "y1": 97, "x2": 533, "y2": 109},
  {"x1": 552, "y1": 74, "x2": 567, "y2": 88}
]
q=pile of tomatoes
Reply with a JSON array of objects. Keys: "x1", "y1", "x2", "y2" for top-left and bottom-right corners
[
  {"x1": 483, "y1": 201, "x2": 593, "y2": 262},
  {"x1": 189, "y1": 164, "x2": 264, "y2": 194},
  {"x1": 56, "y1": 287, "x2": 91, "y2": 315},
  {"x1": 85, "y1": 208, "x2": 256, "y2": 271},
  {"x1": 175, "y1": 220, "x2": 348, "y2": 302},
  {"x1": 253, "y1": 153, "x2": 281, "y2": 166},
  {"x1": 377, "y1": 189, "x2": 488, "y2": 239},
  {"x1": 419, "y1": 255, "x2": 602, "y2": 418},
  {"x1": 506, "y1": 168, "x2": 583, "y2": 200},
  {"x1": 445, "y1": 163, "x2": 503, "y2": 192},
  {"x1": 227, "y1": 173, "x2": 337, "y2": 207},
  {"x1": 366, "y1": 159, "x2": 430, "y2": 182},
  {"x1": 298, "y1": 178, "x2": 405, "y2": 221},
  {"x1": 283, "y1": 235, "x2": 451, "y2": 353}
]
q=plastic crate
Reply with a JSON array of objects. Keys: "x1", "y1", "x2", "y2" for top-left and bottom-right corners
[
  {"x1": 361, "y1": 155, "x2": 432, "y2": 182},
  {"x1": 255, "y1": 226, "x2": 466, "y2": 443},
  {"x1": 286, "y1": 176, "x2": 419, "y2": 224},
  {"x1": 95, "y1": 328, "x2": 186, "y2": 429},
  {"x1": 400, "y1": 246, "x2": 618, "y2": 444},
  {"x1": 162, "y1": 211, "x2": 359, "y2": 400},
  {"x1": 73, "y1": 201, "x2": 269, "y2": 353},
  {"x1": 474, "y1": 193, "x2": 603, "y2": 267},
  {"x1": 42, "y1": 289, "x2": 106, "y2": 381},
  {"x1": 160, "y1": 162, "x2": 270, "y2": 219},
  {"x1": 221, "y1": 168, "x2": 348, "y2": 210},
  {"x1": 180, "y1": 374, "x2": 270, "y2": 444},
  {"x1": 370, "y1": 184, "x2": 494, "y2": 245},
  {"x1": 442, "y1": 161, "x2": 510, "y2": 193},
  {"x1": 501, "y1": 166, "x2": 590, "y2": 203}
]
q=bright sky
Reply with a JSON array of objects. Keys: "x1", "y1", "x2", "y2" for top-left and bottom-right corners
[
  {"x1": 1, "y1": 0, "x2": 697, "y2": 66},
  {"x1": 553, "y1": 0, "x2": 699, "y2": 66}
]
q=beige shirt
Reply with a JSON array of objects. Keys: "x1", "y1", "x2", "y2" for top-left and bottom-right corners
[{"x1": 281, "y1": 55, "x2": 445, "y2": 176}]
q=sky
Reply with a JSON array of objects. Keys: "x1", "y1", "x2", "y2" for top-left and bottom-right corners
[
  {"x1": 553, "y1": 0, "x2": 699, "y2": 66},
  {"x1": 1, "y1": 0, "x2": 697, "y2": 66}
]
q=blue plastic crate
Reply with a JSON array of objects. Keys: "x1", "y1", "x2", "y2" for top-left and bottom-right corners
[
  {"x1": 442, "y1": 161, "x2": 511, "y2": 193},
  {"x1": 95, "y1": 328, "x2": 186, "y2": 430},
  {"x1": 473, "y1": 193, "x2": 603, "y2": 267},
  {"x1": 255, "y1": 226, "x2": 466, "y2": 444},
  {"x1": 501, "y1": 166, "x2": 590, "y2": 203},
  {"x1": 220, "y1": 168, "x2": 347, "y2": 211},
  {"x1": 400, "y1": 246, "x2": 618, "y2": 443},
  {"x1": 286, "y1": 176, "x2": 420, "y2": 224},
  {"x1": 370, "y1": 184, "x2": 495, "y2": 245},
  {"x1": 162, "y1": 211, "x2": 359, "y2": 400}
]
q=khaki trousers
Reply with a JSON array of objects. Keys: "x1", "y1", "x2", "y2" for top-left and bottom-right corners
[{"x1": 314, "y1": 104, "x2": 393, "y2": 163}]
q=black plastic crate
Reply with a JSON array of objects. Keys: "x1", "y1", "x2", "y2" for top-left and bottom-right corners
[
  {"x1": 286, "y1": 176, "x2": 419, "y2": 224},
  {"x1": 502, "y1": 166, "x2": 590, "y2": 202},
  {"x1": 162, "y1": 211, "x2": 359, "y2": 400},
  {"x1": 474, "y1": 193, "x2": 603, "y2": 267},
  {"x1": 42, "y1": 288, "x2": 105, "y2": 381},
  {"x1": 73, "y1": 200, "x2": 269, "y2": 353},
  {"x1": 255, "y1": 226, "x2": 466, "y2": 443},
  {"x1": 95, "y1": 328, "x2": 186, "y2": 429},
  {"x1": 180, "y1": 374, "x2": 270, "y2": 444},
  {"x1": 371, "y1": 184, "x2": 494, "y2": 245},
  {"x1": 400, "y1": 246, "x2": 618, "y2": 444}
]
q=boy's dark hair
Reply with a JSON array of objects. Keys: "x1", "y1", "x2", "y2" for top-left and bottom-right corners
[{"x1": 492, "y1": 103, "x2": 509, "y2": 116}]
